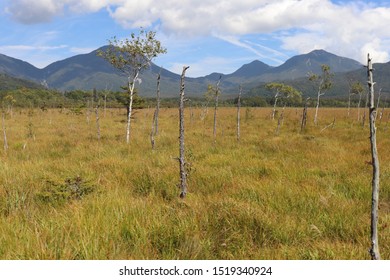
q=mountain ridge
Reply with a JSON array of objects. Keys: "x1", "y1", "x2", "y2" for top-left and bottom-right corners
[{"x1": 0, "y1": 48, "x2": 376, "y2": 97}]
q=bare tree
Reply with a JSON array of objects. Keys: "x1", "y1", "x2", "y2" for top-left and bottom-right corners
[
  {"x1": 98, "y1": 29, "x2": 166, "y2": 144},
  {"x1": 308, "y1": 64, "x2": 333, "y2": 125},
  {"x1": 179, "y1": 66, "x2": 190, "y2": 199},
  {"x1": 367, "y1": 54, "x2": 381, "y2": 260},
  {"x1": 237, "y1": 85, "x2": 242, "y2": 142},
  {"x1": 265, "y1": 82, "x2": 282, "y2": 120}
]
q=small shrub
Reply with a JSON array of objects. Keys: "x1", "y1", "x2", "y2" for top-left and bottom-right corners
[{"x1": 36, "y1": 176, "x2": 95, "y2": 206}]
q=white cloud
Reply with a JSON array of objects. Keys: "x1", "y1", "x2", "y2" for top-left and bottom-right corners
[
  {"x1": 69, "y1": 47, "x2": 96, "y2": 54},
  {"x1": 168, "y1": 56, "x2": 251, "y2": 77},
  {"x1": 6, "y1": 0, "x2": 65, "y2": 24},
  {"x1": 4, "y1": 0, "x2": 390, "y2": 64}
]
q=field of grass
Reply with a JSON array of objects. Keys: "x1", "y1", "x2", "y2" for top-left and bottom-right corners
[{"x1": 0, "y1": 106, "x2": 389, "y2": 259}]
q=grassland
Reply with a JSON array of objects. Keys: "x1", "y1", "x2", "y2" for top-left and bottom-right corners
[{"x1": 0, "y1": 106, "x2": 389, "y2": 259}]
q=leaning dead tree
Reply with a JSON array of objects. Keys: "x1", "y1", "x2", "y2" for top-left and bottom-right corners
[
  {"x1": 367, "y1": 54, "x2": 381, "y2": 260},
  {"x1": 237, "y1": 85, "x2": 242, "y2": 141},
  {"x1": 179, "y1": 66, "x2": 190, "y2": 199}
]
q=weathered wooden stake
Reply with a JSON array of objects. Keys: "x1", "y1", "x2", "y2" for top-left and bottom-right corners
[
  {"x1": 179, "y1": 66, "x2": 190, "y2": 199},
  {"x1": 367, "y1": 54, "x2": 381, "y2": 260}
]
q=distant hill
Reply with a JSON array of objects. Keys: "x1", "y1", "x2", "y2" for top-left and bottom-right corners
[
  {"x1": 0, "y1": 48, "x2": 380, "y2": 98},
  {"x1": 0, "y1": 54, "x2": 41, "y2": 80},
  {"x1": 0, "y1": 73, "x2": 44, "y2": 91}
]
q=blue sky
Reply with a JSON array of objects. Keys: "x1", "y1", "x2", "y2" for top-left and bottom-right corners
[{"x1": 1, "y1": 0, "x2": 390, "y2": 77}]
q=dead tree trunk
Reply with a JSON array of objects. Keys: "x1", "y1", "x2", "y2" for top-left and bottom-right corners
[
  {"x1": 213, "y1": 76, "x2": 222, "y2": 142},
  {"x1": 367, "y1": 54, "x2": 381, "y2": 260},
  {"x1": 237, "y1": 85, "x2": 242, "y2": 141},
  {"x1": 179, "y1": 66, "x2": 190, "y2": 199},
  {"x1": 301, "y1": 97, "x2": 310, "y2": 133}
]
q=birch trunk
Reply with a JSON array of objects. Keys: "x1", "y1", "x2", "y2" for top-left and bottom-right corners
[
  {"x1": 314, "y1": 89, "x2": 321, "y2": 125},
  {"x1": 367, "y1": 54, "x2": 381, "y2": 260},
  {"x1": 126, "y1": 72, "x2": 139, "y2": 144},
  {"x1": 179, "y1": 66, "x2": 190, "y2": 199},
  {"x1": 237, "y1": 85, "x2": 242, "y2": 142}
]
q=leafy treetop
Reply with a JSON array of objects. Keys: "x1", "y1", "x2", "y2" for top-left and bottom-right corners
[{"x1": 97, "y1": 29, "x2": 167, "y2": 79}]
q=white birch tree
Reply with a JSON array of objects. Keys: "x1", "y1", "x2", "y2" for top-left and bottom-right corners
[
  {"x1": 308, "y1": 64, "x2": 333, "y2": 125},
  {"x1": 98, "y1": 29, "x2": 166, "y2": 144}
]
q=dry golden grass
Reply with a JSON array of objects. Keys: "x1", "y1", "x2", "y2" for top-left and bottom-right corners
[{"x1": 0, "y1": 106, "x2": 389, "y2": 259}]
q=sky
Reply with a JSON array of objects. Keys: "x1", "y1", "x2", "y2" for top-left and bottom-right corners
[{"x1": 1, "y1": 0, "x2": 390, "y2": 77}]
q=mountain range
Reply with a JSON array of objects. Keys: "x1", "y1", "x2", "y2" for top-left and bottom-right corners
[{"x1": 1, "y1": 48, "x2": 389, "y2": 98}]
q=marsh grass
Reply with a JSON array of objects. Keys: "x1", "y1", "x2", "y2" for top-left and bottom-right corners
[{"x1": 0, "y1": 106, "x2": 389, "y2": 259}]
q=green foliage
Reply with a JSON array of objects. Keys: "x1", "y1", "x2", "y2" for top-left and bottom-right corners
[
  {"x1": 350, "y1": 81, "x2": 365, "y2": 96},
  {"x1": 309, "y1": 64, "x2": 333, "y2": 95},
  {"x1": 265, "y1": 82, "x2": 302, "y2": 104},
  {"x1": 97, "y1": 29, "x2": 167, "y2": 78}
]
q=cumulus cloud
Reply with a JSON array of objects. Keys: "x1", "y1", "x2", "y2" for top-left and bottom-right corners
[
  {"x1": 5, "y1": 0, "x2": 65, "y2": 24},
  {"x1": 4, "y1": 0, "x2": 390, "y2": 64}
]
